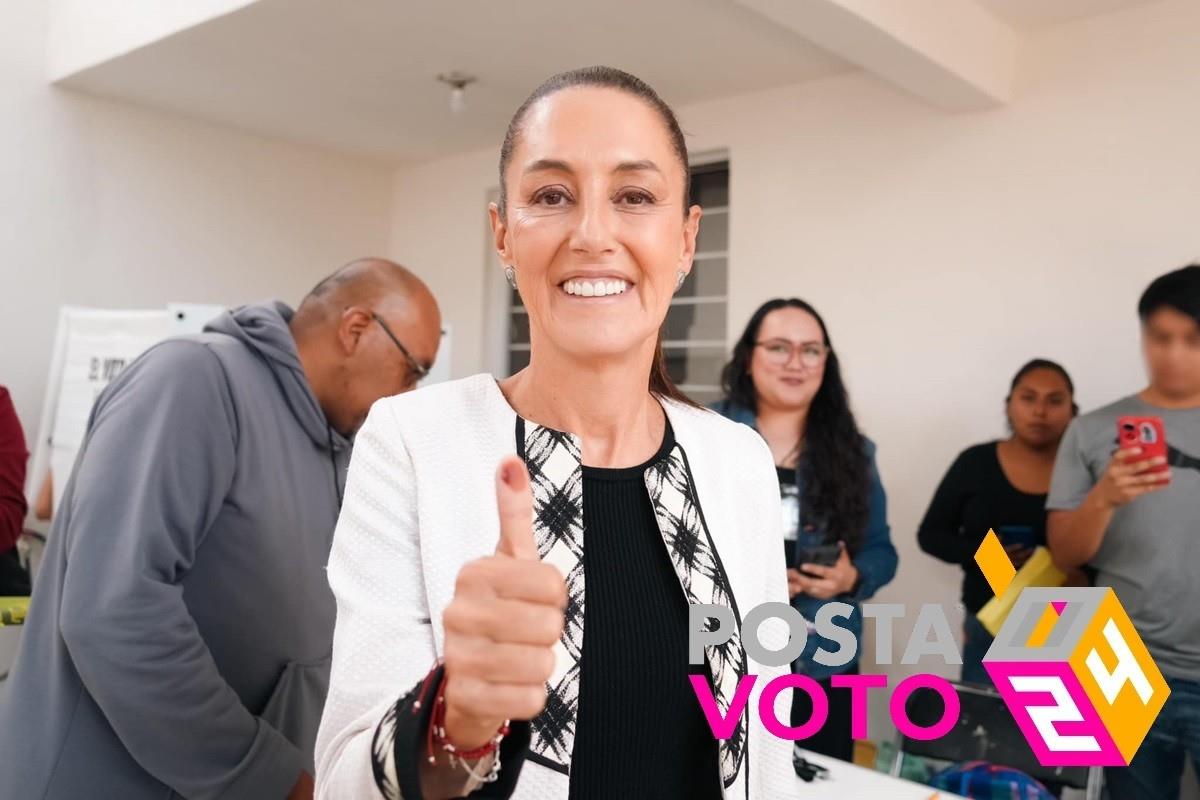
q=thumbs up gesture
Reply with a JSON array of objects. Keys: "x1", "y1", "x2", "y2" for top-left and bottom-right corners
[{"x1": 441, "y1": 456, "x2": 567, "y2": 749}]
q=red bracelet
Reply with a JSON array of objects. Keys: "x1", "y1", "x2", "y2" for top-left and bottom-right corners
[{"x1": 426, "y1": 671, "x2": 510, "y2": 766}]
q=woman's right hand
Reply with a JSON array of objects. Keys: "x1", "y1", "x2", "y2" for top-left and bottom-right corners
[{"x1": 440, "y1": 456, "x2": 567, "y2": 749}]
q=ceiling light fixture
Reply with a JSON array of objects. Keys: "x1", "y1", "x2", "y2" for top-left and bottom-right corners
[{"x1": 437, "y1": 71, "x2": 477, "y2": 114}]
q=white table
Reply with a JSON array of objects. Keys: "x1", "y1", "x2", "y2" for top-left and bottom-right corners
[{"x1": 794, "y1": 747, "x2": 968, "y2": 799}]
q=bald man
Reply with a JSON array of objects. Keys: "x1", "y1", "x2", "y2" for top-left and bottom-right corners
[{"x1": 0, "y1": 259, "x2": 440, "y2": 800}]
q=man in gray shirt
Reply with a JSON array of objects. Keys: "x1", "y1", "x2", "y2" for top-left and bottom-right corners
[
  {"x1": 1048, "y1": 264, "x2": 1200, "y2": 800},
  {"x1": 0, "y1": 259, "x2": 440, "y2": 800}
]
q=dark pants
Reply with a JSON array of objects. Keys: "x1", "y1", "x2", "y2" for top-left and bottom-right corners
[
  {"x1": 0, "y1": 547, "x2": 29, "y2": 596},
  {"x1": 1105, "y1": 676, "x2": 1200, "y2": 800},
  {"x1": 791, "y1": 664, "x2": 859, "y2": 762},
  {"x1": 961, "y1": 614, "x2": 994, "y2": 688}
]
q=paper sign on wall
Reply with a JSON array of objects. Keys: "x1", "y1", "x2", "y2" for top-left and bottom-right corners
[{"x1": 28, "y1": 305, "x2": 224, "y2": 515}]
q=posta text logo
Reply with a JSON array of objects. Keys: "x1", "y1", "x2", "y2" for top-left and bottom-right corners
[{"x1": 975, "y1": 531, "x2": 1170, "y2": 767}]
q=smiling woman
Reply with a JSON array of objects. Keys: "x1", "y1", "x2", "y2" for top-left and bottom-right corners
[
  {"x1": 315, "y1": 67, "x2": 799, "y2": 800},
  {"x1": 490, "y1": 67, "x2": 700, "y2": 409},
  {"x1": 712, "y1": 297, "x2": 899, "y2": 763}
]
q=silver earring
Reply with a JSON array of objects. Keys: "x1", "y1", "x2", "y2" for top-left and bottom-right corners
[
  {"x1": 675, "y1": 269, "x2": 686, "y2": 291},
  {"x1": 504, "y1": 266, "x2": 517, "y2": 290}
]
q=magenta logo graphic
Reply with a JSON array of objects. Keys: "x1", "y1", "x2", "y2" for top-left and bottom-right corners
[{"x1": 977, "y1": 532, "x2": 1170, "y2": 766}]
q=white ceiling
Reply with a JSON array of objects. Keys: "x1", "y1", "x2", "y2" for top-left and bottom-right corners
[
  {"x1": 58, "y1": 0, "x2": 851, "y2": 163},
  {"x1": 975, "y1": 0, "x2": 1160, "y2": 30},
  {"x1": 56, "y1": 0, "x2": 1162, "y2": 163}
]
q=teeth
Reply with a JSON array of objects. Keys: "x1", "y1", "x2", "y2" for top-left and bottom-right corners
[{"x1": 563, "y1": 279, "x2": 628, "y2": 297}]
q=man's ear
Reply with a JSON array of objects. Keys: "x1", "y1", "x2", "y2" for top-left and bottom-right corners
[{"x1": 338, "y1": 307, "x2": 373, "y2": 356}]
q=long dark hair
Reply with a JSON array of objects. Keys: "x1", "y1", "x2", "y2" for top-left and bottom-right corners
[
  {"x1": 498, "y1": 66, "x2": 696, "y2": 406},
  {"x1": 720, "y1": 298, "x2": 870, "y2": 551}
]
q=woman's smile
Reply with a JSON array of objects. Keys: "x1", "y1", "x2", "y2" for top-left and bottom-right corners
[{"x1": 559, "y1": 275, "x2": 632, "y2": 299}]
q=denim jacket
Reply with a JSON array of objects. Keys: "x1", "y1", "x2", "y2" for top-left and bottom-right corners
[{"x1": 710, "y1": 399, "x2": 898, "y2": 679}]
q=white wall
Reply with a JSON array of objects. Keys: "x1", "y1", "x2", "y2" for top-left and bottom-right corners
[
  {"x1": 1, "y1": 0, "x2": 396, "y2": 454},
  {"x1": 388, "y1": 148, "x2": 498, "y2": 380},
  {"x1": 387, "y1": 0, "x2": 1200, "y2": 744}
]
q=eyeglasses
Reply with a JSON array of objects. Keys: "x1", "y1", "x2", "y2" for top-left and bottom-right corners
[
  {"x1": 372, "y1": 312, "x2": 430, "y2": 385},
  {"x1": 756, "y1": 339, "x2": 828, "y2": 368}
]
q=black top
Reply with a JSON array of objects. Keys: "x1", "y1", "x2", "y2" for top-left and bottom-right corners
[
  {"x1": 917, "y1": 441, "x2": 1048, "y2": 614},
  {"x1": 776, "y1": 466, "x2": 801, "y2": 567},
  {"x1": 568, "y1": 422, "x2": 723, "y2": 800}
]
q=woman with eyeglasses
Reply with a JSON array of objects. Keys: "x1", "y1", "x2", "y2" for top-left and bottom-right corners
[{"x1": 712, "y1": 298, "x2": 897, "y2": 763}]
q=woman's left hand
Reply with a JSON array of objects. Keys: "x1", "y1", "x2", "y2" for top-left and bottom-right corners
[{"x1": 795, "y1": 542, "x2": 859, "y2": 600}]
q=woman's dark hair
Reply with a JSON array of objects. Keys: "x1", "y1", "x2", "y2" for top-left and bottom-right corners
[
  {"x1": 1006, "y1": 358, "x2": 1079, "y2": 416},
  {"x1": 498, "y1": 66, "x2": 696, "y2": 406},
  {"x1": 1138, "y1": 264, "x2": 1200, "y2": 326},
  {"x1": 720, "y1": 298, "x2": 869, "y2": 551}
]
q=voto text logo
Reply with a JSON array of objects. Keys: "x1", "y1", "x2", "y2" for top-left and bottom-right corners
[{"x1": 687, "y1": 530, "x2": 1170, "y2": 768}]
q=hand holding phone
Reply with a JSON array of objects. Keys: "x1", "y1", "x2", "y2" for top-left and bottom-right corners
[
  {"x1": 995, "y1": 525, "x2": 1037, "y2": 569},
  {"x1": 996, "y1": 524, "x2": 1037, "y2": 549},
  {"x1": 788, "y1": 545, "x2": 840, "y2": 599},
  {"x1": 1096, "y1": 416, "x2": 1172, "y2": 508},
  {"x1": 791, "y1": 541, "x2": 859, "y2": 601},
  {"x1": 794, "y1": 543, "x2": 841, "y2": 573},
  {"x1": 1117, "y1": 416, "x2": 1169, "y2": 473}
]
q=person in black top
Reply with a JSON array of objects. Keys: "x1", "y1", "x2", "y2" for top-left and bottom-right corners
[{"x1": 917, "y1": 359, "x2": 1078, "y2": 684}]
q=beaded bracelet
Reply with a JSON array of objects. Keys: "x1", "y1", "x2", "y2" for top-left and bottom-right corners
[{"x1": 424, "y1": 676, "x2": 510, "y2": 783}]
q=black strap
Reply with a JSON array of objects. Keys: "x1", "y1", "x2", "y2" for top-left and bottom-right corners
[{"x1": 1167, "y1": 444, "x2": 1200, "y2": 472}]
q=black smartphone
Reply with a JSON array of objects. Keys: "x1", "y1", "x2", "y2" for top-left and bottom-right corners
[
  {"x1": 996, "y1": 525, "x2": 1037, "y2": 550},
  {"x1": 795, "y1": 543, "x2": 841, "y2": 574}
]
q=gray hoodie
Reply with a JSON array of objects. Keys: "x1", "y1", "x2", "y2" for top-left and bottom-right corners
[{"x1": 0, "y1": 302, "x2": 350, "y2": 800}]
